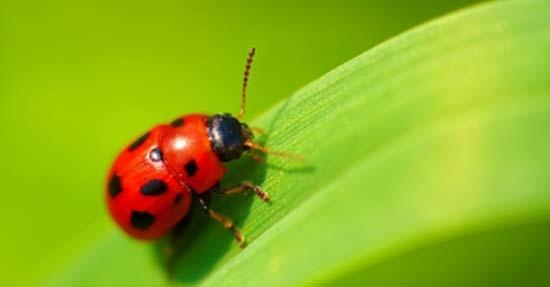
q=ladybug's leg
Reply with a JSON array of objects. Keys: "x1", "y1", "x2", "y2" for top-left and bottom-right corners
[
  {"x1": 197, "y1": 195, "x2": 246, "y2": 248},
  {"x1": 245, "y1": 141, "x2": 305, "y2": 162},
  {"x1": 250, "y1": 126, "x2": 264, "y2": 134},
  {"x1": 218, "y1": 181, "x2": 270, "y2": 202}
]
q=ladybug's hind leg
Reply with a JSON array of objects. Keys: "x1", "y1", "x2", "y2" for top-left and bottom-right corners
[
  {"x1": 218, "y1": 181, "x2": 270, "y2": 202},
  {"x1": 197, "y1": 194, "x2": 246, "y2": 248}
]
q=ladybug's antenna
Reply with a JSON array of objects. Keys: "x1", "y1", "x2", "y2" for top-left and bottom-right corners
[{"x1": 238, "y1": 48, "x2": 256, "y2": 120}]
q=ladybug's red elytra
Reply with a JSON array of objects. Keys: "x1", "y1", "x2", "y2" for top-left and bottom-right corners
[{"x1": 106, "y1": 48, "x2": 274, "y2": 248}]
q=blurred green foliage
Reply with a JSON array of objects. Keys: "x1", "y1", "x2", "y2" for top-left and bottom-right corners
[{"x1": 0, "y1": 1, "x2": 485, "y2": 286}]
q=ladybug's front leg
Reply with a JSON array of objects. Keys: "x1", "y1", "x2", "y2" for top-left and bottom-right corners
[
  {"x1": 218, "y1": 181, "x2": 270, "y2": 202},
  {"x1": 197, "y1": 194, "x2": 246, "y2": 248}
]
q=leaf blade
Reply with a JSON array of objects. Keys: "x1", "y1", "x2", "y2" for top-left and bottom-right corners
[{"x1": 200, "y1": 0, "x2": 550, "y2": 285}]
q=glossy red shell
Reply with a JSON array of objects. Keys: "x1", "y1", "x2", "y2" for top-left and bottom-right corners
[
  {"x1": 106, "y1": 114, "x2": 226, "y2": 240},
  {"x1": 160, "y1": 115, "x2": 226, "y2": 192}
]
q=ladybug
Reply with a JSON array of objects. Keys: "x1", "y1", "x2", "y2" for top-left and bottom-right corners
[{"x1": 106, "y1": 48, "x2": 271, "y2": 248}]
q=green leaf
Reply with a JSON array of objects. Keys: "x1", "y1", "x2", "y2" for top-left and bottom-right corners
[{"x1": 43, "y1": 1, "x2": 550, "y2": 286}]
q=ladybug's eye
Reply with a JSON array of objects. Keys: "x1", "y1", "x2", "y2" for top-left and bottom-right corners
[{"x1": 149, "y1": 147, "x2": 163, "y2": 162}]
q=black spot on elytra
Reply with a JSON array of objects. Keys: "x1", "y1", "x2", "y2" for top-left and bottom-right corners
[
  {"x1": 128, "y1": 132, "x2": 150, "y2": 151},
  {"x1": 171, "y1": 118, "x2": 184, "y2": 128},
  {"x1": 140, "y1": 179, "x2": 168, "y2": 196},
  {"x1": 149, "y1": 147, "x2": 163, "y2": 162},
  {"x1": 130, "y1": 211, "x2": 155, "y2": 230},
  {"x1": 173, "y1": 193, "x2": 183, "y2": 206},
  {"x1": 108, "y1": 174, "x2": 122, "y2": 198},
  {"x1": 184, "y1": 159, "x2": 198, "y2": 177}
]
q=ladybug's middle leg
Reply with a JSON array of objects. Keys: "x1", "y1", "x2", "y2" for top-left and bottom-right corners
[
  {"x1": 218, "y1": 181, "x2": 270, "y2": 202},
  {"x1": 197, "y1": 194, "x2": 246, "y2": 248}
]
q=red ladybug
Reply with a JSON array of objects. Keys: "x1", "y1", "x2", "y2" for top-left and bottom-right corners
[{"x1": 106, "y1": 48, "x2": 271, "y2": 248}]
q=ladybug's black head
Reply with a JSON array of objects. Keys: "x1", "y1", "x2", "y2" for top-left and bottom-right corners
[{"x1": 207, "y1": 114, "x2": 253, "y2": 162}]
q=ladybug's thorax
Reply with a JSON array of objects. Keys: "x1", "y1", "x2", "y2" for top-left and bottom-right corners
[{"x1": 207, "y1": 114, "x2": 252, "y2": 162}]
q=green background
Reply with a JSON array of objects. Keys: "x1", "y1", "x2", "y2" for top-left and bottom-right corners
[{"x1": 1, "y1": 1, "x2": 488, "y2": 286}]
